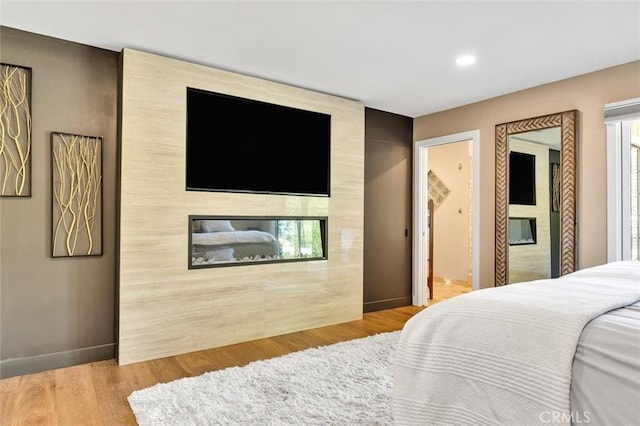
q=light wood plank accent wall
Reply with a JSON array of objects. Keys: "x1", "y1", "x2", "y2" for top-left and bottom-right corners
[
  {"x1": 118, "y1": 49, "x2": 365, "y2": 365},
  {"x1": 508, "y1": 139, "x2": 551, "y2": 283}
]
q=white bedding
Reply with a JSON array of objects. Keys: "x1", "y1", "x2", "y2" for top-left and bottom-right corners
[
  {"x1": 393, "y1": 261, "x2": 640, "y2": 426},
  {"x1": 192, "y1": 230, "x2": 278, "y2": 246},
  {"x1": 571, "y1": 301, "x2": 640, "y2": 425}
]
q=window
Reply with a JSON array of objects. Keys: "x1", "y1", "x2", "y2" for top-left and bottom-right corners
[
  {"x1": 606, "y1": 98, "x2": 640, "y2": 261},
  {"x1": 631, "y1": 136, "x2": 639, "y2": 260}
]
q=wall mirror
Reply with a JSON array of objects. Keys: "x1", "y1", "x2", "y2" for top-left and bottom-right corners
[{"x1": 495, "y1": 110, "x2": 577, "y2": 285}]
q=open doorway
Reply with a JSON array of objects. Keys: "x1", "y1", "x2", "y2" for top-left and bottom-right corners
[
  {"x1": 413, "y1": 130, "x2": 480, "y2": 306},
  {"x1": 428, "y1": 141, "x2": 472, "y2": 301}
]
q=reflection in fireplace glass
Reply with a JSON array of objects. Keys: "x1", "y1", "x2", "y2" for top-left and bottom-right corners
[
  {"x1": 508, "y1": 217, "x2": 537, "y2": 245},
  {"x1": 276, "y1": 220, "x2": 324, "y2": 258},
  {"x1": 189, "y1": 216, "x2": 327, "y2": 268}
]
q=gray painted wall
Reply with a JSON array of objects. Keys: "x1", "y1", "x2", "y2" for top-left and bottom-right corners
[{"x1": 0, "y1": 26, "x2": 118, "y2": 378}]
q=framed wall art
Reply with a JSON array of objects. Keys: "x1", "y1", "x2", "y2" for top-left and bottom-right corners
[
  {"x1": 0, "y1": 63, "x2": 32, "y2": 197},
  {"x1": 427, "y1": 170, "x2": 450, "y2": 210},
  {"x1": 51, "y1": 132, "x2": 103, "y2": 257}
]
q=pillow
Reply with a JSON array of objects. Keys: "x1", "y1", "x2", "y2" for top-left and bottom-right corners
[{"x1": 201, "y1": 220, "x2": 235, "y2": 233}]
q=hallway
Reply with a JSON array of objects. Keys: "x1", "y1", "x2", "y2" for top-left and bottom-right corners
[{"x1": 430, "y1": 277, "x2": 472, "y2": 304}]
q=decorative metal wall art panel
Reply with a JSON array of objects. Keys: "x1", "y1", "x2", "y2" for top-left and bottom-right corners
[
  {"x1": 51, "y1": 132, "x2": 103, "y2": 257},
  {"x1": 0, "y1": 63, "x2": 32, "y2": 197}
]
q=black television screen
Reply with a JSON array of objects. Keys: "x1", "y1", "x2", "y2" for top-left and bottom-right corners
[
  {"x1": 509, "y1": 151, "x2": 536, "y2": 205},
  {"x1": 186, "y1": 87, "x2": 331, "y2": 196}
]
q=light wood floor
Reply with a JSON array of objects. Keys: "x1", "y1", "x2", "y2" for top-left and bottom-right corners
[
  {"x1": 0, "y1": 284, "x2": 469, "y2": 425},
  {"x1": 431, "y1": 277, "x2": 472, "y2": 303}
]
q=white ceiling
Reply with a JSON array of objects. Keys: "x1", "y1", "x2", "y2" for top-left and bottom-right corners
[{"x1": 1, "y1": 1, "x2": 639, "y2": 117}]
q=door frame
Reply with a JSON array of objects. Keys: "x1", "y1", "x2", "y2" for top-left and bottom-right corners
[{"x1": 413, "y1": 130, "x2": 480, "y2": 305}]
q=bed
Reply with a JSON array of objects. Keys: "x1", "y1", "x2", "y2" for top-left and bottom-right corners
[
  {"x1": 393, "y1": 261, "x2": 640, "y2": 425},
  {"x1": 191, "y1": 220, "x2": 282, "y2": 265}
]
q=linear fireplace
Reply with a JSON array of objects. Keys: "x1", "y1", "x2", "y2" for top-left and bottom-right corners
[
  {"x1": 508, "y1": 217, "x2": 537, "y2": 245},
  {"x1": 189, "y1": 216, "x2": 328, "y2": 268}
]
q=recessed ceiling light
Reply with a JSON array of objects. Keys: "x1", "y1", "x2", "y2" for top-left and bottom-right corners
[{"x1": 455, "y1": 55, "x2": 476, "y2": 67}]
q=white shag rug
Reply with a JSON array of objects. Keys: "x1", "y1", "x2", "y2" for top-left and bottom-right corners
[{"x1": 128, "y1": 331, "x2": 400, "y2": 425}]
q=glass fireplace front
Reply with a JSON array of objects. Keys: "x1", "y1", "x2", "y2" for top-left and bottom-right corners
[{"x1": 189, "y1": 216, "x2": 328, "y2": 268}]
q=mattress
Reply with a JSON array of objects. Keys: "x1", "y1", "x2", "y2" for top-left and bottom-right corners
[{"x1": 571, "y1": 301, "x2": 640, "y2": 425}]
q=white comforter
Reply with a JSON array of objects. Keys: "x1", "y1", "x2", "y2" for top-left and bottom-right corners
[{"x1": 393, "y1": 261, "x2": 640, "y2": 426}]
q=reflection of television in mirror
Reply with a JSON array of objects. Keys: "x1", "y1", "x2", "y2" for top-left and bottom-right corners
[
  {"x1": 186, "y1": 87, "x2": 331, "y2": 196},
  {"x1": 509, "y1": 151, "x2": 536, "y2": 205}
]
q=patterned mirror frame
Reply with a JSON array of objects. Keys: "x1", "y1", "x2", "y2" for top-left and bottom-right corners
[{"x1": 495, "y1": 110, "x2": 578, "y2": 286}]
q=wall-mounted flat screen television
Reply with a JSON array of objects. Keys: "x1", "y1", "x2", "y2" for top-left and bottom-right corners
[
  {"x1": 509, "y1": 151, "x2": 536, "y2": 205},
  {"x1": 186, "y1": 87, "x2": 331, "y2": 196}
]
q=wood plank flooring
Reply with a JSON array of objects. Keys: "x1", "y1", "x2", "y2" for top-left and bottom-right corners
[
  {"x1": 431, "y1": 278, "x2": 472, "y2": 303},
  {"x1": 0, "y1": 284, "x2": 469, "y2": 425}
]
